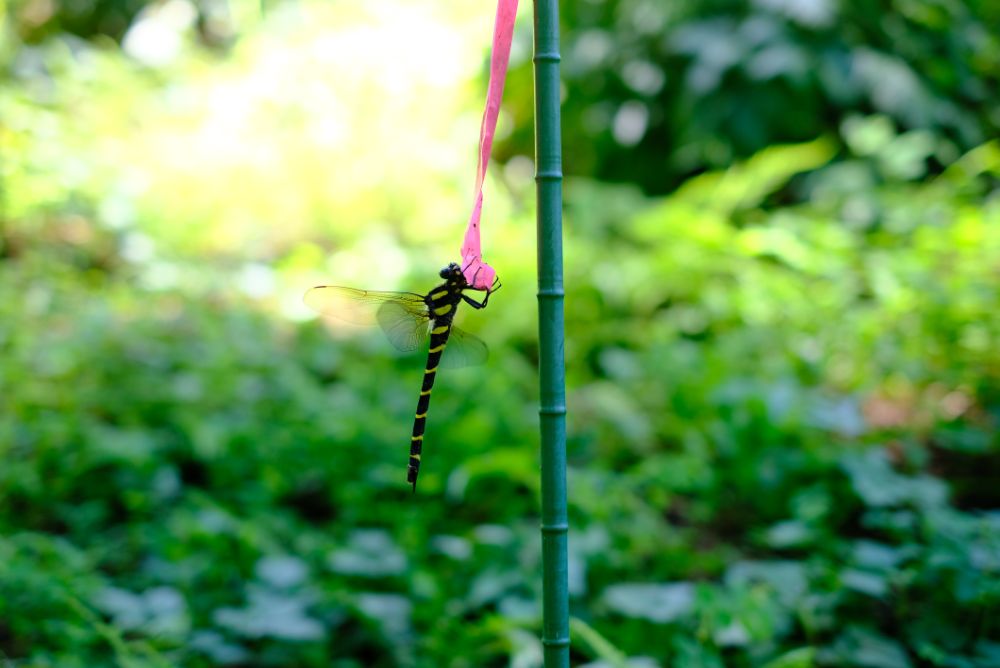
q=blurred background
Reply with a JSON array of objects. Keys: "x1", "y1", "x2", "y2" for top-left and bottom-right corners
[{"x1": 2, "y1": 0, "x2": 999, "y2": 666}]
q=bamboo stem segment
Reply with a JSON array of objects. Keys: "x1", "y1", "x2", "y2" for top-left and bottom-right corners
[{"x1": 533, "y1": 0, "x2": 569, "y2": 665}]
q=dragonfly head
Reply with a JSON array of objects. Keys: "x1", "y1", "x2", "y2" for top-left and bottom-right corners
[{"x1": 439, "y1": 262, "x2": 464, "y2": 282}]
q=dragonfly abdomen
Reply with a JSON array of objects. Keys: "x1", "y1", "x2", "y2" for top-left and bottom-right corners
[{"x1": 408, "y1": 322, "x2": 452, "y2": 492}]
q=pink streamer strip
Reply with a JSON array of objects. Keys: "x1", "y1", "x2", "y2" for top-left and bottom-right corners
[{"x1": 461, "y1": 0, "x2": 519, "y2": 290}]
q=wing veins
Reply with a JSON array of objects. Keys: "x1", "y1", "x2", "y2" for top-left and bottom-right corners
[{"x1": 305, "y1": 286, "x2": 429, "y2": 326}]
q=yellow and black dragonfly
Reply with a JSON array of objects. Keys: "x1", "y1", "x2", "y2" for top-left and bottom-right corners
[{"x1": 305, "y1": 262, "x2": 497, "y2": 492}]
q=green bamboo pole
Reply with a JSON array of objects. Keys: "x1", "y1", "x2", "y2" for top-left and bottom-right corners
[{"x1": 533, "y1": 0, "x2": 568, "y2": 666}]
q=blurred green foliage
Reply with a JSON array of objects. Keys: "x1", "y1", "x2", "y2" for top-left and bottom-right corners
[
  {"x1": 2, "y1": 1, "x2": 1000, "y2": 667},
  {"x1": 500, "y1": 0, "x2": 1000, "y2": 194}
]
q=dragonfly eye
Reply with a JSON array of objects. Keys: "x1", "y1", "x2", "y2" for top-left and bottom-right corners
[{"x1": 440, "y1": 262, "x2": 463, "y2": 279}]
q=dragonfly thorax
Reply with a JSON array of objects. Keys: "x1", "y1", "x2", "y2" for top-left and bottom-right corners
[{"x1": 425, "y1": 279, "x2": 464, "y2": 326}]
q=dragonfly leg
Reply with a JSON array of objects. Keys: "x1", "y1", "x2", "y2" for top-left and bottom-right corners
[
  {"x1": 466, "y1": 274, "x2": 502, "y2": 309},
  {"x1": 462, "y1": 292, "x2": 490, "y2": 309}
]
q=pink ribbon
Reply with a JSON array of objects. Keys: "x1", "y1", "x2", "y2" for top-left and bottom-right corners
[{"x1": 461, "y1": 0, "x2": 519, "y2": 291}]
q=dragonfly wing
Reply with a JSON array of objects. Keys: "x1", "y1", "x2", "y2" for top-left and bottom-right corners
[
  {"x1": 441, "y1": 326, "x2": 489, "y2": 369},
  {"x1": 305, "y1": 286, "x2": 427, "y2": 326},
  {"x1": 377, "y1": 301, "x2": 431, "y2": 352},
  {"x1": 305, "y1": 285, "x2": 484, "y2": 362}
]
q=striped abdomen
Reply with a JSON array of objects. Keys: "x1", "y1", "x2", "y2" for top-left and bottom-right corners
[{"x1": 408, "y1": 322, "x2": 451, "y2": 491}]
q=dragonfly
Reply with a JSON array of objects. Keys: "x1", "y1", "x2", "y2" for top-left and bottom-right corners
[{"x1": 305, "y1": 262, "x2": 498, "y2": 492}]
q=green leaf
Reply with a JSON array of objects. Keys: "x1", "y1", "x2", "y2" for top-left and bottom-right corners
[
  {"x1": 571, "y1": 617, "x2": 630, "y2": 668},
  {"x1": 831, "y1": 627, "x2": 914, "y2": 668},
  {"x1": 842, "y1": 450, "x2": 948, "y2": 509},
  {"x1": 761, "y1": 647, "x2": 817, "y2": 668},
  {"x1": 601, "y1": 582, "x2": 695, "y2": 623},
  {"x1": 327, "y1": 529, "x2": 407, "y2": 578},
  {"x1": 725, "y1": 561, "x2": 808, "y2": 608},
  {"x1": 841, "y1": 569, "x2": 889, "y2": 597}
]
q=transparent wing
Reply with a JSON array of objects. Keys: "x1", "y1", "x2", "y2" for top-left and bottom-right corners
[
  {"x1": 377, "y1": 301, "x2": 430, "y2": 352},
  {"x1": 441, "y1": 326, "x2": 489, "y2": 369},
  {"x1": 305, "y1": 285, "x2": 487, "y2": 363},
  {"x1": 305, "y1": 286, "x2": 430, "y2": 352},
  {"x1": 304, "y1": 286, "x2": 428, "y2": 326}
]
